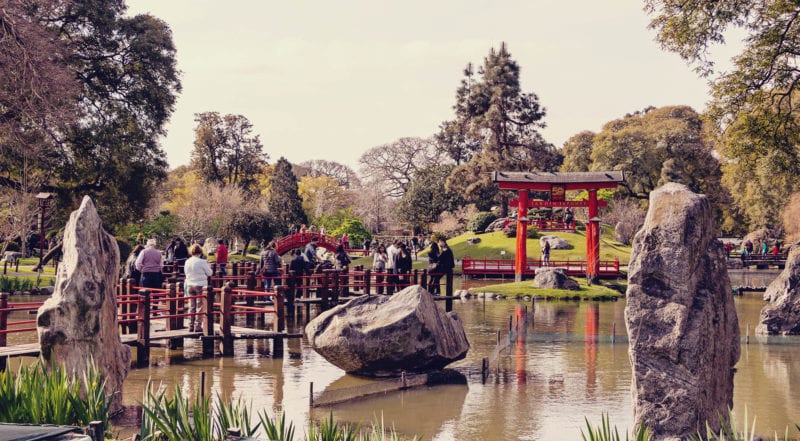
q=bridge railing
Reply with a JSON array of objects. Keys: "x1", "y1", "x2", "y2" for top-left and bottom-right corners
[{"x1": 462, "y1": 257, "x2": 621, "y2": 277}]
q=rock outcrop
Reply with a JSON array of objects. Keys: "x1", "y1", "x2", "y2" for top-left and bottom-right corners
[
  {"x1": 37, "y1": 196, "x2": 131, "y2": 413},
  {"x1": 625, "y1": 183, "x2": 739, "y2": 440},
  {"x1": 539, "y1": 235, "x2": 570, "y2": 250},
  {"x1": 533, "y1": 268, "x2": 579, "y2": 290},
  {"x1": 756, "y1": 245, "x2": 800, "y2": 334},
  {"x1": 305, "y1": 285, "x2": 469, "y2": 377}
]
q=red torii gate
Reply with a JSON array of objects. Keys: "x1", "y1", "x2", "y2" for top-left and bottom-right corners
[{"x1": 492, "y1": 171, "x2": 625, "y2": 282}]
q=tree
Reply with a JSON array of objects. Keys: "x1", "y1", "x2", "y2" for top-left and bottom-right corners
[
  {"x1": 298, "y1": 160, "x2": 360, "y2": 188},
  {"x1": 223, "y1": 210, "x2": 275, "y2": 253},
  {"x1": 316, "y1": 208, "x2": 372, "y2": 246},
  {"x1": 358, "y1": 137, "x2": 448, "y2": 198},
  {"x1": 590, "y1": 106, "x2": 727, "y2": 208},
  {"x1": 645, "y1": 0, "x2": 800, "y2": 231},
  {"x1": 298, "y1": 175, "x2": 351, "y2": 220},
  {"x1": 191, "y1": 112, "x2": 268, "y2": 193},
  {"x1": 397, "y1": 164, "x2": 465, "y2": 232},
  {"x1": 0, "y1": 1, "x2": 182, "y2": 230},
  {"x1": 560, "y1": 131, "x2": 595, "y2": 172},
  {"x1": 266, "y1": 158, "x2": 307, "y2": 235},
  {"x1": 439, "y1": 44, "x2": 562, "y2": 213}
]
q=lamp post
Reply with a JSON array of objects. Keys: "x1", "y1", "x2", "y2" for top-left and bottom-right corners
[{"x1": 35, "y1": 193, "x2": 52, "y2": 267}]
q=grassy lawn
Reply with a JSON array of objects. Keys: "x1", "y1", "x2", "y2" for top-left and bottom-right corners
[
  {"x1": 431, "y1": 227, "x2": 632, "y2": 263},
  {"x1": 467, "y1": 278, "x2": 624, "y2": 300}
]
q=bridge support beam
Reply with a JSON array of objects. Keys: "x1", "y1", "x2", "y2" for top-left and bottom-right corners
[{"x1": 586, "y1": 190, "x2": 600, "y2": 284}]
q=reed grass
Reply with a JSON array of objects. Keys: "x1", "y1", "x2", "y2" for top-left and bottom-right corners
[
  {"x1": 581, "y1": 414, "x2": 652, "y2": 441},
  {"x1": 139, "y1": 380, "x2": 421, "y2": 441},
  {"x1": 0, "y1": 359, "x2": 112, "y2": 429}
]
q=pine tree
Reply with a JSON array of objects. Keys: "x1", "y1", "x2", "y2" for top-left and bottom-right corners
[
  {"x1": 439, "y1": 43, "x2": 562, "y2": 213},
  {"x1": 266, "y1": 158, "x2": 307, "y2": 235}
]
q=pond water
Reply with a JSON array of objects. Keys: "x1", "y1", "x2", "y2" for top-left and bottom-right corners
[{"x1": 102, "y1": 269, "x2": 799, "y2": 440}]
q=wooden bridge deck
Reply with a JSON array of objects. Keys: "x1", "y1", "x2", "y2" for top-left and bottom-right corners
[{"x1": 0, "y1": 325, "x2": 301, "y2": 362}]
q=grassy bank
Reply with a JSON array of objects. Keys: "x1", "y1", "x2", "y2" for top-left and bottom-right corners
[{"x1": 467, "y1": 279, "x2": 623, "y2": 300}]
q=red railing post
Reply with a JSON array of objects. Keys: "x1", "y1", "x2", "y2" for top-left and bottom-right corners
[
  {"x1": 364, "y1": 269, "x2": 371, "y2": 295},
  {"x1": 246, "y1": 271, "x2": 257, "y2": 327},
  {"x1": 221, "y1": 283, "x2": 234, "y2": 356},
  {"x1": 202, "y1": 286, "x2": 215, "y2": 357},
  {"x1": 275, "y1": 285, "x2": 286, "y2": 333},
  {"x1": 136, "y1": 290, "x2": 151, "y2": 368}
]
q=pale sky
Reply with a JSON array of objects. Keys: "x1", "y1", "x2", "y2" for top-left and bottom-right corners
[{"x1": 125, "y1": 1, "x2": 737, "y2": 171}]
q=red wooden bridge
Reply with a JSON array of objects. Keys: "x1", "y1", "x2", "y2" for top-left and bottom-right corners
[
  {"x1": 462, "y1": 256, "x2": 622, "y2": 278},
  {"x1": 274, "y1": 233, "x2": 369, "y2": 256}
]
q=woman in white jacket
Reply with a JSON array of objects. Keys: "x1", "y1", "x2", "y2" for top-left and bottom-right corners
[{"x1": 184, "y1": 244, "x2": 213, "y2": 332}]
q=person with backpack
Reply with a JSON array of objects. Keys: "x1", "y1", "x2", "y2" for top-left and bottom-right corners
[{"x1": 258, "y1": 241, "x2": 282, "y2": 290}]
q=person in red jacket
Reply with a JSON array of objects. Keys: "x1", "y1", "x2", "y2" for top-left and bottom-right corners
[{"x1": 216, "y1": 239, "x2": 229, "y2": 276}]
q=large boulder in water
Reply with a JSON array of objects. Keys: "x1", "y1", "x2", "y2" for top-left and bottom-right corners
[
  {"x1": 305, "y1": 285, "x2": 469, "y2": 377},
  {"x1": 37, "y1": 196, "x2": 131, "y2": 413},
  {"x1": 756, "y1": 245, "x2": 800, "y2": 334},
  {"x1": 625, "y1": 183, "x2": 740, "y2": 440}
]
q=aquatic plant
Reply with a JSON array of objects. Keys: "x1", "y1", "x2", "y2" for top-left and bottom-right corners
[
  {"x1": 140, "y1": 382, "x2": 421, "y2": 441},
  {"x1": 690, "y1": 407, "x2": 797, "y2": 441},
  {"x1": 0, "y1": 275, "x2": 35, "y2": 292},
  {"x1": 581, "y1": 414, "x2": 652, "y2": 441},
  {"x1": 0, "y1": 359, "x2": 112, "y2": 429}
]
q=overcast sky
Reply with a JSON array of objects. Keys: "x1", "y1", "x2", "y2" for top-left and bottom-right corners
[{"x1": 125, "y1": 1, "x2": 738, "y2": 171}]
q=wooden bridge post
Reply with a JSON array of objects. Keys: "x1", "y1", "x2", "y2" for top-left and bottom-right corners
[
  {"x1": 286, "y1": 270, "x2": 296, "y2": 322},
  {"x1": 412, "y1": 269, "x2": 419, "y2": 286},
  {"x1": 421, "y1": 269, "x2": 428, "y2": 292},
  {"x1": 329, "y1": 270, "x2": 340, "y2": 305},
  {"x1": 376, "y1": 271, "x2": 384, "y2": 295},
  {"x1": 341, "y1": 268, "x2": 349, "y2": 298},
  {"x1": 275, "y1": 286, "x2": 286, "y2": 333},
  {"x1": 202, "y1": 286, "x2": 215, "y2": 357},
  {"x1": 166, "y1": 282, "x2": 183, "y2": 349},
  {"x1": 136, "y1": 290, "x2": 151, "y2": 368},
  {"x1": 231, "y1": 261, "x2": 239, "y2": 277},
  {"x1": 445, "y1": 272, "x2": 454, "y2": 312},
  {"x1": 364, "y1": 269, "x2": 371, "y2": 296},
  {"x1": 246, "y1": 271, "x2": 257, "y2": 328},
  {"x1": 221, "y1": 283, "x2": 234, "y2": 357},
  {"x1": 320, "y1": 272, "x2": 330, "y2": 311},
  {"x1": 0, "y1": 292, "x2": 8, "y2": 358}
]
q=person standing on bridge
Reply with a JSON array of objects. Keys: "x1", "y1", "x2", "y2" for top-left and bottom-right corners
[
  {"x1": 259, "y1": 241, "x2": 282, "y2": 290},
  {"x1": 135, "y1": 238, "x2": 163, "y2": 289},
  {"x1": 184, "y1": 243, "x2": 213, "y2": 333},
  {"x1": 320, "y1": 225, "x2": 326, "y2": 236},
  {"x1": 215, "y1": 239, "x2": 229, "y2": 276},
  {"x1": 341, "y1": 233, "x2": 350, "y2": 251},
  {"x1": 761, "y1": 241, "x2": 768, "y2": 256},
  {"x1": 334, "y1": 244, "x2": 350, "y2": 270},
  {"x1": 304, "y1": 236, "x2": 319, "y2": 271},
  {"x1": 429, "y1": 238, "x2": 454, "y2": 295}
]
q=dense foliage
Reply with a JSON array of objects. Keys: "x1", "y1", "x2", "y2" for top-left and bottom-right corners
[
  {"x1": 266, "y1": 158, "x2": 307, "y2": 235},
  {"x1": 439, "y1": 43, "x2": 562, "y2": 213}
]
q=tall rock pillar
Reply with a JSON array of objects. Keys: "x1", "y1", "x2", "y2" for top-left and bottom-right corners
[
  {"x1": 37, "y1": 196, "x2": 131, "y2": 414},
  {"x1": 625, "y1": 183, "x2": 739, "y2": 440}
]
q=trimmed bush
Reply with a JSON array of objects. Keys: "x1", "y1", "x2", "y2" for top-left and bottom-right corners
[
  {"x1": 503, "y1": 227, "x2": 516, "y2": 238},
  {"x1": 467, "y1": 212, "x2": 497, "y2": 233},
  {"x1": 526, "y1": 225, "x2": 539, "y2": 239}
]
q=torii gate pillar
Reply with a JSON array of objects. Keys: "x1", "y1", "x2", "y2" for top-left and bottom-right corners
[
  {"x1": 515, "y1": 190, "x2": 529, "y2": 282},
  {"x1": 586, "y1": 190, "x2": 601, "y2": 284}
]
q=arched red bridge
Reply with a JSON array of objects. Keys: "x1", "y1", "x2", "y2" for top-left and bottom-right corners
[{"x1": 274, "y1": 233, "x2": 341, "y2": 255}]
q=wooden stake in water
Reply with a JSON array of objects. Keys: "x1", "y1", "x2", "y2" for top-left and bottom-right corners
[
  {"x1": 746, "y1": 324, "x2": 750, "y2": 345},
  {"x1": 309, "y1": 382, "x2": 314, "y2": 407},
  {"x1": 611, "y1": 322, "x2": 616, "y2": 344},
  {"x1": 200, "y1": 371, "x2": 206, "y2": 401}
]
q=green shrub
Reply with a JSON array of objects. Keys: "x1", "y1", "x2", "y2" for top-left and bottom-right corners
[
  {"x1": 247, "y1": 245, "x2": 260, "y2": 254},
  {"x1": 581, "y1": 414, "x2": 652, "y2": 441},
  {"x1": 117, "y1": 239, "x2": 132, "y2": 263},
  {"x1": 526, "y1": 225, "x2": 539, "y2": 239},
  {"x1": 0, "y1": 276, "x2": 34, "y2": 292},
  {"x1": 467, "y1": 212, "x2": 497, "y2": 233},
  {"x1": 503, "y1": 227, "x2": 516, "y2": 238},
  {"x1": 0, "y1": 359, "x2": 112, "y2": 430}
]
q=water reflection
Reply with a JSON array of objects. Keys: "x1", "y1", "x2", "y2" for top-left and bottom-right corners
[{"x1": 7, "y1": 271, "x2": 800, "y2": 439}]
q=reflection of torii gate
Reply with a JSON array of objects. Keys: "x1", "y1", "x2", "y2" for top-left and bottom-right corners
[{"x1": 492, "y1": 171, "x2": 625, "y2": 282}]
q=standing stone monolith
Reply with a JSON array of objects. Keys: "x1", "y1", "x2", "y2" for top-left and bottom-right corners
[
  {"x1": 625, "y1": 183, "x2": 739, "y2": 440},
  {"x1": 37, "y1": 196, "x2": 131, "y2": 414},
  {"x1": 756, "y1": 245, "x2": 800, "y2": 334}
]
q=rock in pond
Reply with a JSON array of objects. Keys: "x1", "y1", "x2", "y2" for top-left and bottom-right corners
[
  {"x1": 625, "y1": 183, "x2": 739, "y2": 440},
  {"x1": 305, "y1": 285, "x2": 470, "y2": 377},
  {"x1": 37, "y1": 196, "x2": 131, "y2": 413},
  {"x1": 533, "y1": 268, "x2": 579, "y2": 290},
  {"x1": 757, "y1": 245, "x2": 800, "y2": 334}
]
